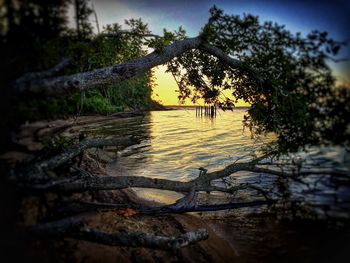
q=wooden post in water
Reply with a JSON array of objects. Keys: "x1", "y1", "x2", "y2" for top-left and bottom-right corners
[
  {"x1": 196, "y1": 104, "x2": 217, "y2": 118},
  {"x1": 210, "y1": 105, "x2": 214, "y2": 118}
]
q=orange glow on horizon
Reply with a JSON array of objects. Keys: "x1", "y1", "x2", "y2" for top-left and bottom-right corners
[{"x1": 152, "y1": 65, "x2": 250, "y2": 106}]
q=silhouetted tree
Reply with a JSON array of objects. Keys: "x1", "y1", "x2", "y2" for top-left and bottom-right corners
[
  {"x1": 1, "y1": 5, "x2": 349, "y2": 257},
  {"x1": 12, "y1": 6, "x2": 349, "y2": 153},
  {"x1": 74, "y1": 0, "x2": 93, "y2": 39}
]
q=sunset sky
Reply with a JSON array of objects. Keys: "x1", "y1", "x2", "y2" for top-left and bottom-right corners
[{"x1": 75, "y1": 0, "x2": 350, "y2": 105}]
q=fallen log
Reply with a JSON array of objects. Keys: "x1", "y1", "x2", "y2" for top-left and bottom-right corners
[
  {"x1": 18, "y1": 155, "x2": 268, "y2": 192},
  {"x1": 23, "y1": 215, "x2": 85, "y2": 238},
  {"x1": 21, "y1": 215, "x2": 208, "y2": 250},
  {"x1": 23, "y1": 174, "x2": 195, "y2": 192},
  {"x1": 19, "y1": 172, "x2": 272, "y2": 196},
  {"x1": 56, "y1": 198, "x2": 274, "y2": 215},
  {"x1": 74, "y1": 228, "x2": 209, "y2": 250},
  {"x1": 141, "y1": 199, "x2": 275, "y2": 214}
]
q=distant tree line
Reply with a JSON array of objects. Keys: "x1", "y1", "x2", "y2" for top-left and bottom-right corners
[{"x1": 0, "y1": 0, "x2": 157, "y2": 123}]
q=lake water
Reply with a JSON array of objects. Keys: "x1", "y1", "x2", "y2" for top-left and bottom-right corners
[
  {"x1": 85, "y1": 108, "x2": 350, "y2": 218},
  {"x1": 107, "y1": 108, "x2": 272, "y2": 179}
]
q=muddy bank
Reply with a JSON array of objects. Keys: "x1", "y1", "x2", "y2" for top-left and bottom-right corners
[{"x1": 1, "y1": 115, "x2": 349, "y2": 263}]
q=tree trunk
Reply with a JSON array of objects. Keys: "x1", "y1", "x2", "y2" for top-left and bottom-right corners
[{"x1": 14, "y1": 36, "x2": 264, "y2": 96}]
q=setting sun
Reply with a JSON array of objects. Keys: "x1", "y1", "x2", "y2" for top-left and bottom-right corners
[{"x1": 152, "y1": 65, "x2": 250, "y2": 106}]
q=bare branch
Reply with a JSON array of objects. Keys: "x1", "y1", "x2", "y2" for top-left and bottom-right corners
[
  {"x1": 16, "y1": 136, "x2": 138, "y2": 180},
  {"x1": 21, "y1": 216, "x2": 209, "y2": 250},
  {"x1": 24, "y1": 174, "x2": 194, "y2": 192},
  {"x1": 14, "y1": 31, "x2": 160, "y2": 84},
  {"x1": 226, "y1": 183, "x2": 273, "y2": 201},
  {"x1": 199, "y1": 42, "x2": 264, "y2": 83},
  {"x1": 15, "y1": 57, "x2": 72, "y2": 83},
  {"x1": 13, "y1": 36, "x2": 265, "y2": 96},
  {"x1": 13, "y1": 37, "x2": 202, "y2": 95},
  {"x1": 54, "y1": 199, "x2": 274, "y2": 215},
  {"x1": 74, "y1": 228, "x2": 209, "y2": 250},
  {"x1": 19, "y1": 156, "x2": 269, "y2": 193},
  {"x1": 140, "y1": 199, "x2": 274, "y2": 214},
  {"x1": 17, "y1": 153, "x2": 273, "y2": 195},
  {"x1": 252, "y1": 167, "x2": 349, "y2": 178},
  {"x1": 23, "y1": 215, "x2": 85, "y2": 238},
  {"x1": 197, "y1": 154, "x2": 267, "y2": 182}
]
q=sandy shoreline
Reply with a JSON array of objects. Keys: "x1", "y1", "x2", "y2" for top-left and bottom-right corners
[{"x1": 1, "y1": 115, "x2": 349, "y2": 262}]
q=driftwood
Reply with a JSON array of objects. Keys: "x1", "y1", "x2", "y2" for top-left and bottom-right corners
[
  {"x1": 22, "y1": 171, "x2": 273, "y2": 199},
  {"x1": 74, "y1": 229, "x2": 209, "y2": 250},
  {"x1": 14, "y1": 141, "x2": 269, "y2": 195},
  {"x1": 13, "y1": 129, "x2": 345, "y2": 252},
  {"x1": 22, "y1": 215, "x2": 208, "y2": 250},
  {"x1": 142, "y1": 200, "x2": 274, "y2": 214},
  {"x1": 20, "y1": 187, "x2": 272, "y2": 250},
  {"x1": 61, "y1": 199, "x2": 274, "y2": 215},
  {"x1": 18, "y1": 187, "x2": 271, "y2": 250},
  {"x1": 23, "y1": 214, "x2": 85, "y2": 237},
  {"x1": 14, "y1": 144, "x2": 275, "y2": 251},
  {"x1": 14, "y1": 136, "x2": 138, "y2": 180}
]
